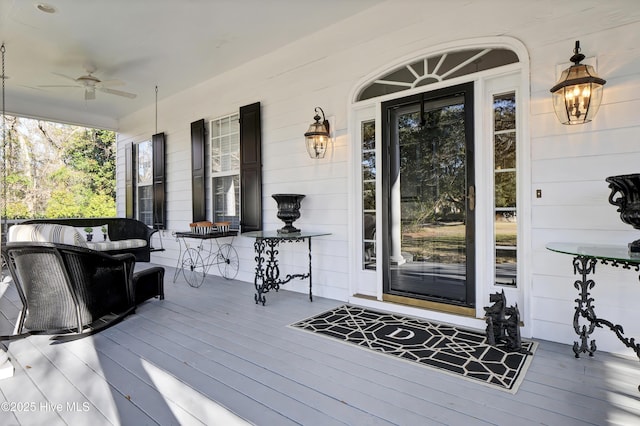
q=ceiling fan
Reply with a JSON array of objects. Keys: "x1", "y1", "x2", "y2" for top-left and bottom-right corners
[{"x1": 40, "y1": 66, "x2": 137, "y2": 100}]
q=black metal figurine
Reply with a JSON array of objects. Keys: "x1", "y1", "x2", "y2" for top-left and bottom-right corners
[{"x1": 484, "y1": 290, "x2": 530, "y2": 354}]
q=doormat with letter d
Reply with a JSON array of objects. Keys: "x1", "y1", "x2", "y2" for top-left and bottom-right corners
[{"x1": 290, "y1": 304, "x2": 537, "y2": 393}]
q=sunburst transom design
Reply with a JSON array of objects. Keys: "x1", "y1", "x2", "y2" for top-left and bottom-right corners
[{"x1": 357, "y1": 48, "x2": 519, "y2": 101}]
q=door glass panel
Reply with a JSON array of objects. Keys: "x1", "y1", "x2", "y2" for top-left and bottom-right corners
[{"x1": 387, "y1": 89, "x2": 473, "y2": 304}]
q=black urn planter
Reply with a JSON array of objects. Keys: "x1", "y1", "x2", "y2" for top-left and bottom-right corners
[
  {"x1": 606, "y1": 173, "x2": 640, "y2": 252},
  {"x1": 272, "y1": 194, "x2": 305, "y2": 234}
]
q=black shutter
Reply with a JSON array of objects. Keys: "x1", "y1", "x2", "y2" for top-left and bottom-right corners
[
  {"x1": 125, "y1": 142, "x2": 134, "y2": 218},
  {"x1": 240, "y1": 102, "x2": 262, "y2": 232},
  {"x1": 191, "y1": 119, "x2": 206, "y2": 223},
  {"x1": 152, "y1": 132, "x2": 166, "y2": 229}
]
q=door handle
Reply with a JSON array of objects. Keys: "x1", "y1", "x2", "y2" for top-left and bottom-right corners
[{"x1": 468, "y1": 185, "x2": 475, "y2": 212}]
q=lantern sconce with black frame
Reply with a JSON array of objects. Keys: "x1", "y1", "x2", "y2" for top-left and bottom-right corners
[
  {"x1": 304, "y1": 107, "x2": 331, "y2": 159},
  {"x1": 550, "y1": 40, "x2": 606, "y2": 125}
]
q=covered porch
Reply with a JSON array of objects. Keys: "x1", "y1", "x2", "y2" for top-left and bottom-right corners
[
  {"x1": 0, "y1": 266, "x2": 638, "y2": 425},
  {"x1": 2, "y1": 1, "x2": 640, "y2": 424}
]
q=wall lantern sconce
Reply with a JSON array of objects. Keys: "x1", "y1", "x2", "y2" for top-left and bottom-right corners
[
  {"x1": 304, "y1": 107, "x2": 330, "y2": 159},
  {"x1": 550, "y1": 40, "x2": 606, "y2": 125}
]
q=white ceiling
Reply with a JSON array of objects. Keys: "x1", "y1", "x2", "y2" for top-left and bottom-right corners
[{"x1": 0, "y1": 0, "x2": 384, "y2": 129}]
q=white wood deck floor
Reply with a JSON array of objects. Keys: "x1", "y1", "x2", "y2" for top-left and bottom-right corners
[{"x1": 0, "y1": 265, "x2": 639, "y2": 425}]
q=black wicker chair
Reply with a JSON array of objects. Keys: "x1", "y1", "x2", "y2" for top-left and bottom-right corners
[{"x1": 1, "y1": 242, "x2": 138, "y2": 341}]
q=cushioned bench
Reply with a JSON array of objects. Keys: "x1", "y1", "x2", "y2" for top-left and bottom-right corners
[
  {"x1": 2, "y1": 240, "x2": 165, "y2": 341},
  {"x1": 20, "y1": 218, "x2": 158, "y2": 262},
  {"x1": 7, "y1": 223, "x2": 165, "y2": 306}
]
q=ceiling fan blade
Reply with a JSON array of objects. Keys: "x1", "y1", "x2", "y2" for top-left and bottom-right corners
[
  {"x1": 97, "y1": 79, "x2": 125, "y2": 88},
  {"x1": 38, "y1": 84, "x2": 80, "y2": 88},
  {"x1": 19, "y1": 85, "x2": 48, "y2": 92},
  {"x1": 52, "y1": 72, "x2": 80, "y2": 83},
  {"x1": 98, "y1": 87, "x2": 137, "y2": 99}
]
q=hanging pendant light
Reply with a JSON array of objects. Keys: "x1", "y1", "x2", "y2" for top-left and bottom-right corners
[
  {"x1": 550, "y1": 41, "x2": 606, "y2": 125},
  {"x1": 304, "y1": 107, "x2": 330, "y2": 159}
]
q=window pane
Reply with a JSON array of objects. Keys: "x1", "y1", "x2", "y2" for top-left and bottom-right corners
[
  {"x1": 363, "y1": 241, "x2": 376, "y2": 270},
  {"x1": 137, "y1": 140, "x2": 152, "y2": 185},
  {"x1": 362, "y1": 151, "x2": 376, "y2": 180},
  {"x1": 363, "y1": 182, "x2": 376, "y2": 210},
  {"x1": 494, "y1": 133, "x2": 515, "y2": 169},
  {"x1": 221, "y1": 153, "x2": 231, "y2": 171},
  {"x1": 495, "y1": 212, "x2": 517, "y2": 246},
  {"x1": 213, "y1": 175, "x2": 240, "y2": 228},
  {"x1": 495, "y1": 171, "x2": 516, "y2": 208},
  {"x1": 211, "y1": 121, "x2": 220, "y2": 138},
  {"x1": 211, "y1": 113, "x2": 239, "y2": 175},
  {"x1": 496, "y1": 248, "x2": 517, "y2": 286},
  {"x1": 493, "y1": 93, "x2": 516, "y2": 131},
  {"x1": 220, "y1": 117, "x2": 230, "y2": 136},
  {"x1": 230, "y1": 116, "x2": 239, "y2": 134},
  {"x1": 362, "y1": 121, "x2": 375, "y2": 150},
  {"x1": 211, "y1": 155, "x2": 221, "y2": 173},
  {"x1": 137, "y1": 185, "x2": 153, "y2": 226},
  {"x1": 230, "y1": 138, "x2": 240, "y2": 171}
]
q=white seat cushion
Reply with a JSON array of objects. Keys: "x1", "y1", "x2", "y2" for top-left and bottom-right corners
[{"x1": 85, "y1": 239, "x2": 147, "y2": 252}]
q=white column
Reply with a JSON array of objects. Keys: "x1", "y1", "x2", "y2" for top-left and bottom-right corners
[
  {"x1": 0, "y1": 348, "x2": 14, "y2": 379},
  {"x1": 389, "y1": 155, "x2": 405, "y2": 266},
  {"x1": 0, "y1": 275, "x2": 15, "y2": 379}
]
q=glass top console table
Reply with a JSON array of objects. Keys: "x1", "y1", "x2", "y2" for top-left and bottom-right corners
[
  {"x1": 242, "y1": 231, "x2": 331, "y2": 305},
  {"x1": 546, "y1": 242, "x2": 640, "y2": 390}
]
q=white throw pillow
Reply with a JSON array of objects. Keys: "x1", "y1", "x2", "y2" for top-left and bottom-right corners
[{"x1": 9, "y1": 224, "x2": 88, "y2": 247}]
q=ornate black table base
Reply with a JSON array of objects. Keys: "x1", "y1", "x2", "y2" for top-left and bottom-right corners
[
  {"x1": 253, "y1": 236, "x2": 313, "y2": 306},
  {"x1": 571, "y1": 256, "x2": 598, "y2": 357},
  {"x1": 548, "y1": 242, "x2": 640, "y2": 391},
  {"x1": 572, "y1": 255, "x2": 640, "y2": 362}
]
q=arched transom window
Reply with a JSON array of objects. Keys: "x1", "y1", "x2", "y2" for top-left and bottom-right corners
[{"x1": 356, "y1": 48, "x2": 519, "y2": 101}]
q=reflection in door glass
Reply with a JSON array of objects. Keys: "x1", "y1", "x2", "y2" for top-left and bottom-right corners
[{"x1": 389, "y1": 94, "x2": 470, "y2": 303}]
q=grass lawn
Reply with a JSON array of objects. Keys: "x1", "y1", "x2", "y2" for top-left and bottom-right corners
[{"x1": 402, "y1": 221, "x2": 516, "y2": 263}]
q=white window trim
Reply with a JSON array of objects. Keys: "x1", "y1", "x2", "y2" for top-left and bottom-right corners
[
  {"x1": 135, "y1": 139, "x2": 153, "y2": 226},
  {"x1": 209, "y1": 113, "x2": 240, "y2": 225}
]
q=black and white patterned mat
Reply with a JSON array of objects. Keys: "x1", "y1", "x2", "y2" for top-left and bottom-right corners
[{"x1": 290, "y1": 304, "x2": 537, "y2": 393}]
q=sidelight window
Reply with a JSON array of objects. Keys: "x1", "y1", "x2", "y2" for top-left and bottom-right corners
[
  {"x1": 361, "y1": 120, "x2": 377, "y2": 270},
  {"x1": 493, "y1": 92, "x2": 517, "y2": 286}
]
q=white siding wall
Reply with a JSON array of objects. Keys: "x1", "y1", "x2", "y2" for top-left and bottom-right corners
[{"x1": 117, "y1": 0, "x2": 640, "y2": 355}]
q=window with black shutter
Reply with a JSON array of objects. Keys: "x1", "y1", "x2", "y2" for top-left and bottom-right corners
[
  {"x1": 202, "y1": 102, "x2": 262, "y2": 232},
  {"x1": 126, "y1": 134, "x2": 166, "y2": 228}
]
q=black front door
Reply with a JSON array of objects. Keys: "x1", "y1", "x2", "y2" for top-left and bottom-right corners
[{"x1": 382, "y1": 82, "x2": 475, "y2": 307}]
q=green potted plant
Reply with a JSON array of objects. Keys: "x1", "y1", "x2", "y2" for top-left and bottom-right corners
[
  {"x1": 84, "y1": 227, "x2": 94, "y2": 242},
  {"x1": 101, "y1": 225, "x2": 108, "y2": 241}
]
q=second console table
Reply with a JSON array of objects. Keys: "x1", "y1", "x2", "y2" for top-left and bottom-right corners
[
  {"x1": 547, "y1": 242, "x2": 640, "y2": 391},
  {"x1": 242, "y1": 231, "x2": 330, "y2": 305}
]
